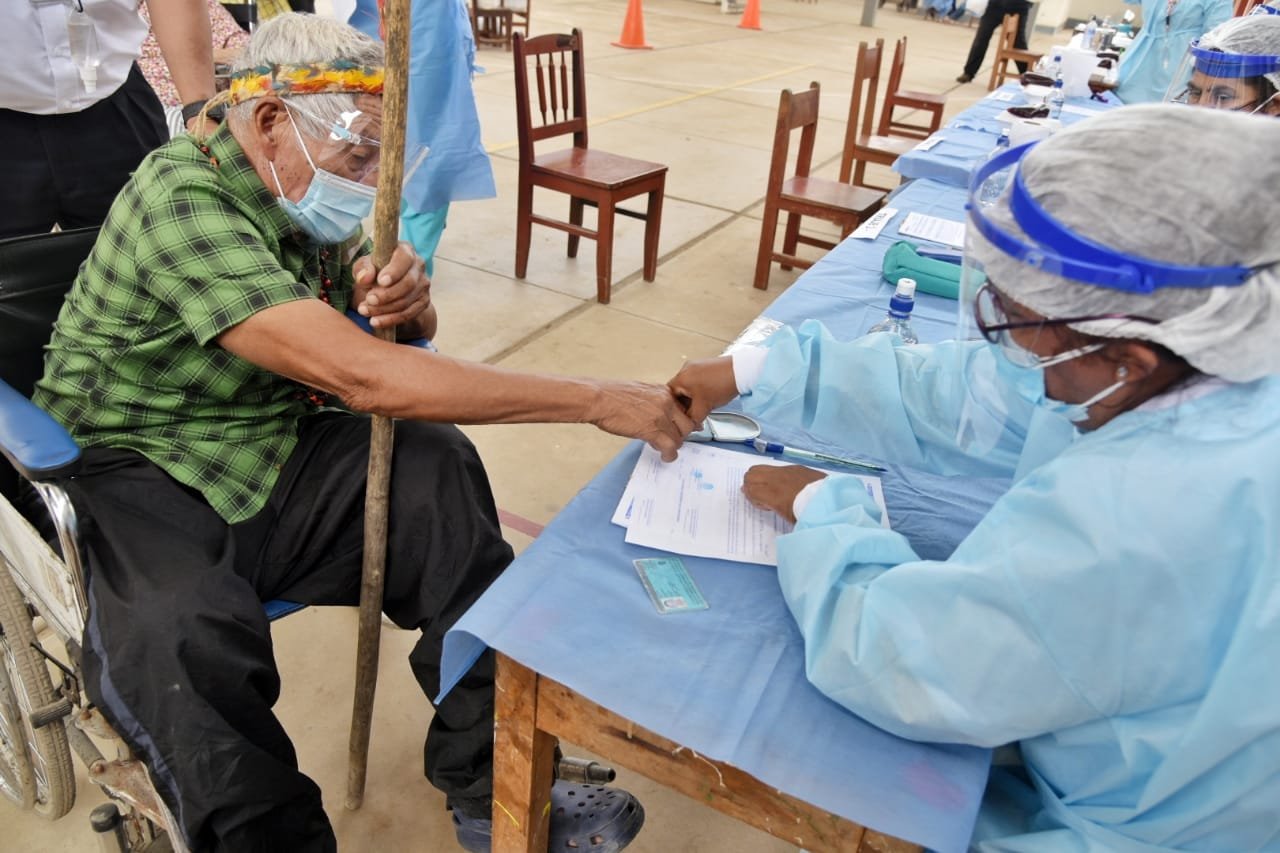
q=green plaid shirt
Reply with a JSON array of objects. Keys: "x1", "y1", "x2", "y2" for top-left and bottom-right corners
[{"x1": 34, "y1": 124, "x2": 364, "y2": 523}]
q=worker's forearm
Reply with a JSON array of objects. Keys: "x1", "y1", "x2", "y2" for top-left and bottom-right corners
[{"x1": 145, "y1": 0, "x2": 216, "y2": 105}]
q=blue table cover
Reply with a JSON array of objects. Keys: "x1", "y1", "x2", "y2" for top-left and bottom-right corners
[
  {"x1": 440, "y1": 178, "x2": 1018, "y2": 852},
  {"x1": 762, "y1": 177, "x2": 967, "y2": 343},
  {"x1": 894, "y1": 83, "x2": 1123, "y2": 187}
]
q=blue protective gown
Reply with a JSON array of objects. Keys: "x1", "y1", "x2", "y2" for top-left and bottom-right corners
[
  {"x1": 740, "y1": 322, "x2": 1280, "y2": 852},
  {"x1": 1115, "y1": 0, "x2": 1232, "y2": 103}
]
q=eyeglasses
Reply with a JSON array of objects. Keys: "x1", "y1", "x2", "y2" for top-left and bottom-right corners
[{"x1": 973, "y1": 283, "x2": 1158, "y2": 346}]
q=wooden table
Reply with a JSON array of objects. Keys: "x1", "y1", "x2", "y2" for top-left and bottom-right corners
[{"x1": 491, "y1": 653, "x2": 922, "y2": 853}]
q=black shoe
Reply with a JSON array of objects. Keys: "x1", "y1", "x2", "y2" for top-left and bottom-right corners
[
  {"x1": 956, "y1": 73, "x2": 974, "y2": 83},
  {"x1": 452, "y1": 781, "x2": 645, "y2": 852}
]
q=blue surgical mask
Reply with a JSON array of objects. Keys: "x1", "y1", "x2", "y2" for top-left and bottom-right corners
[
  {"x1": 269, "y1": 113, "x2": 376, "y2": 244},
  {"x1": 993, "y1": 339, "x2": 1128, "y2": 425}
]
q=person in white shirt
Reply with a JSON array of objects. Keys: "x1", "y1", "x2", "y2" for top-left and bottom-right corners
[{"x1": 0, "y1": 0, "x2": 216, "y2": 238}]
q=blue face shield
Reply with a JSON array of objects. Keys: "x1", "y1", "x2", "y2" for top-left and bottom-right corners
[
  {"x1": 953, "y1": 141, "x2": 1255, "y2": 447},
  {"x1": 269, "y1": 111, "x2": 377, "y2": 244}
]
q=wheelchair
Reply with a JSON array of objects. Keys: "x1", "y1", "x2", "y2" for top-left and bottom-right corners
[{"x1": 0, "y1": 228, "x2": 306, "y2": 852}]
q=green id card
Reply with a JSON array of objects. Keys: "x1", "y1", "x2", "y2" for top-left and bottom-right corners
[{"x1": 633, "y1": 557, "x2": 709, "y2": 614}]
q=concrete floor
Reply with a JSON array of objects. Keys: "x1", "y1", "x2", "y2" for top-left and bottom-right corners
[{"x1": 6, "y1": 2, "x2": 1062, "y2": 850}]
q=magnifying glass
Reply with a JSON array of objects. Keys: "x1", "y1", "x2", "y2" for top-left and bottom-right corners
[
  {"x1": 687, "y1": 412, "x2": 886, "y2": 473},
  {"x1": 688, "y1": 411, "x2": 761, "y2": 443}
]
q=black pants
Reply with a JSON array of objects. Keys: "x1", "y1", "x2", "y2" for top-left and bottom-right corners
[
  {"x1": 63, "y1": 414, "x2": 513, "y2": 852},
  {"x1": 962, "y1": 0, "x2": 1032, "y2": 78},
  {"x1": 0, "y1": 63, "x2": 167, "y2": 238}
]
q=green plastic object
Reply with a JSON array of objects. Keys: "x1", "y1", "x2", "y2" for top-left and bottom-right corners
[{"x1": 881, "y1": 240, "x2": 963, "y2": 300}]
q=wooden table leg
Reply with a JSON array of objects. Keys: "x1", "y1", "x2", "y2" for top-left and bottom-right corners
[{"x1": 492, "y1": 653, "x2": 557, "y2": 853}]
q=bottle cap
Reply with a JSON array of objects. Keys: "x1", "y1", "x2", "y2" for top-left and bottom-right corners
[{"x1": 895, "y1": 277, "x2": 917, "y2": 299}]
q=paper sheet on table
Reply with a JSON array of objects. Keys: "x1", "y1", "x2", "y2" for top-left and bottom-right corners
[
  {"x1": 613, "y1": 444, "x2": 887, "y2": 566},
  {"x1": 898, "y1": 211, "x2": 966, "y2": 249},
  {"x1": 1060, "y1": 102, "x2": 1107, "y2": 117}
]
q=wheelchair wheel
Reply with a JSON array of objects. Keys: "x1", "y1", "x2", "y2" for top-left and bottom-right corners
[
  {"x1": 0, "y1": 649, "x2": 38, "y2": 809},
  {"x1": 0, "y1": 561, "x2": 75, "y2": 819}
]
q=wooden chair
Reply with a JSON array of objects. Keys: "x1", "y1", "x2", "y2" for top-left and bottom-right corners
[
  {"x1": 878, "y1": 37, "x2": 946, "y2": 140},
  {"x1": 839, "y1": 39, "x2": 917, "y2": 192},
  {"x1": 472, "y1": 0, "x2": 529, "y2": 50},
  {"x1": 754, "y1": 83, "x2": 887, "y2": 290},
  {"x1": 513, "y1": 29, "x2": 667, "y2": 304},
  {"x1": 988, "y1": 13, "x2": 1043, "y2": 91}
]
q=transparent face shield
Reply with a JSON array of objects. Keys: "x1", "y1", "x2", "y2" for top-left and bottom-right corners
[
  {"x1": 282, "y1": 95, "x2": 429, "y2": 188},
  {"x1": 1164, "y1": 41, "x2": 1280, "y2": 114},
  {"x1": 954, "y1": 143, "x2": 1251, "y2": 453}
]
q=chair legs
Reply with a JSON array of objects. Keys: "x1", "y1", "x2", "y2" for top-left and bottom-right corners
[
  {"x1": 594, "y1": 203, "x2": 616, "y2": 305},
  {"x1": 568, "y1": 197, "x2": 585, "y2": 258},
  {"x1": 521, "y1": 180, "x2": 665, "y2": 302},
  {"x1": 780, "y1": 213, "x2": 801, "y2": 271},
  {"x1": 754, "y1": 200, "x2": 781, "y2": 290},
  {"x1": 642, "y1": 184, "x2": 664, "y2": 282},
  {"x1": 515, "y1": 180, "x2": 534, "y2": 279}
]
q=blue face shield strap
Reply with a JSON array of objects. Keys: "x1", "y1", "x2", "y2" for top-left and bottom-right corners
[
  {"x1": 967, "y1": 143, "x2": 1254, "y2": 294},
  {"x1": 1190, "y1": 41, "x2": 1280, "y2": 77}
]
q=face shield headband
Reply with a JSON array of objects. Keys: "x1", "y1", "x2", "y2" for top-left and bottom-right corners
[
  {"x1": 1250, "y1": 3, "x2": 1280, "y2": 13},
  {"x1": 1188, "y1": 41, "x2": 1280, "y2": 77},
  {"x1": 966, "y1": 143, "x2": 1254, "y2": 294}
]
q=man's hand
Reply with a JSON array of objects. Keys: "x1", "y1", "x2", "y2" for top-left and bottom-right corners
[
  {"x1": 353, "y1": 241, "x2": 433, "y2": 336},
  {"x1": 587, "y1": 382, "x2": 697, "y2": 462},
  {"x1": 667, "y1": 357, "x2": 739, "y2": 425},
  {"x1": 742, "y1": 465, "x2": 828, "y2": 524}
]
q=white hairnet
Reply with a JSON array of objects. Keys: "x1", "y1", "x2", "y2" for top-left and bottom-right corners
[
  {"x1": 969, "y1": 105, "x2": 1280, "y2": 382},
  {"x1": 1200, "y1": 14, "x2": 1280, "y2": 89}
]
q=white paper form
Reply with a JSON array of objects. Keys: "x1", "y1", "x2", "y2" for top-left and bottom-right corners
[
  {"x1": 898, "y1": 211, "x2": 966, "y2": 249},
  {"x1": 614, "y1": 444, "x2": 888, "y2": 566}
]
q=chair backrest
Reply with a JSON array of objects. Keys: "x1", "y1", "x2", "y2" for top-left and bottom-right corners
[
  {"x1": 848, "y1": 39, "x2": 886, "y2": 140},
  {"x1": 998, "y1": 13, "x2": 1020, "y2": 53},
  {"x1": 878, "y1": 38, "x2": 909, "y2": 136},
  {"x1": 765, "y1": 82, "x2": 822, "y2": 196},
  {"x1": 0, "y1": 228, "x2": 98, "y2": 401},
  {"x1": 512, "y1": 29, "x2": 588, "y2": 164}
]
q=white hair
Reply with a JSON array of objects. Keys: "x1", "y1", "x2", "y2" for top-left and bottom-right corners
[{"x1": 227, "y1": 12, "x2": 384, "y2": 131}]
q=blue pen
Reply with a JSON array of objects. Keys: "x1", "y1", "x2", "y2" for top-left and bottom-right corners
[{"x1": 745, "y1": 438, "x2": 886, "y2": 473}]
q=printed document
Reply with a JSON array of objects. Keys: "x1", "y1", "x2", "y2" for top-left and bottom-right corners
[
  {"x1": 614, "y1": 444, "x2": 887, "y2": 566},
  {"x1": 898, "y1": 211, "x2": 966, "y2": 249}
]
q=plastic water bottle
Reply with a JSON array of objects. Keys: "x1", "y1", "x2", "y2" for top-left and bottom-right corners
[
  {"x1": 1047, "y1": 74, "x2": 1065, "y2": 120},
  {"x1": 978, "y1": 129, "x2": 1011, "y2": 206},
  {"x1": 1049, "y1": 53, "x2": 1063, "y2": 78},
  {"x1": 868, "y1": 278, "x2": 920, "y2": 344},
  {"x1": 1083, "y1": 15, "x2": 1098, "y2": 50},
  {"x1": 66, "y1": 6, "x2": 101, "y2": 93}
]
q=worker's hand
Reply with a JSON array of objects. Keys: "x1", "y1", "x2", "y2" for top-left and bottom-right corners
[
  {"x1": 354, "y1": 241, "x2": 432, "y2": 332},
  {"x1": 587, "y1": 382, "x2": 697, "y2": 462},
  {"x1": 667, "y1": 357, "x2": 739, "y2": 426},
  {"x1": 742, "y1": 465, "x2": 827, "y2": 525}
]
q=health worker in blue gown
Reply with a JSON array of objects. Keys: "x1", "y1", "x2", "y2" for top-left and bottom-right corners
[
  {"x1": 1115, "y1": 0, "x2": 1231, "y2": 103},
  {"x1": 668, "y1": 105, "x2": 1280, "y2": 852},
  {"x1": 348, "y1": 0, "x2": 496, "y2": 273}
]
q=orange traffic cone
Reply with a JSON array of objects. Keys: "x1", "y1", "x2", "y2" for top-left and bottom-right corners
[
  {"x1": 738, "y1": 0, "x2": 762, "y2": 29},
  {"x1": 612, "y1": 0, "x2": 654, "y2": 49}
]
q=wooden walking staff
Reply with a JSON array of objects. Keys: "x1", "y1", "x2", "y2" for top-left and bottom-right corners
[{"x1": 346, "y1": 0, "x2": 411, "y2": 812}]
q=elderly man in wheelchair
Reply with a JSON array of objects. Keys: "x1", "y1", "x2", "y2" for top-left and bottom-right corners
[{"x1": 0, "y1": 12, "x2": 687, "y2": 852}]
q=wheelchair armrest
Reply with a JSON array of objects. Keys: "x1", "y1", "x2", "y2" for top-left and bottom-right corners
[
  {"x1": 344, "y1": 309, "x2": 436, "y2": 352},
  {"x1": 0, "y1": 380, "x2": 80, "y2": 482}
]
